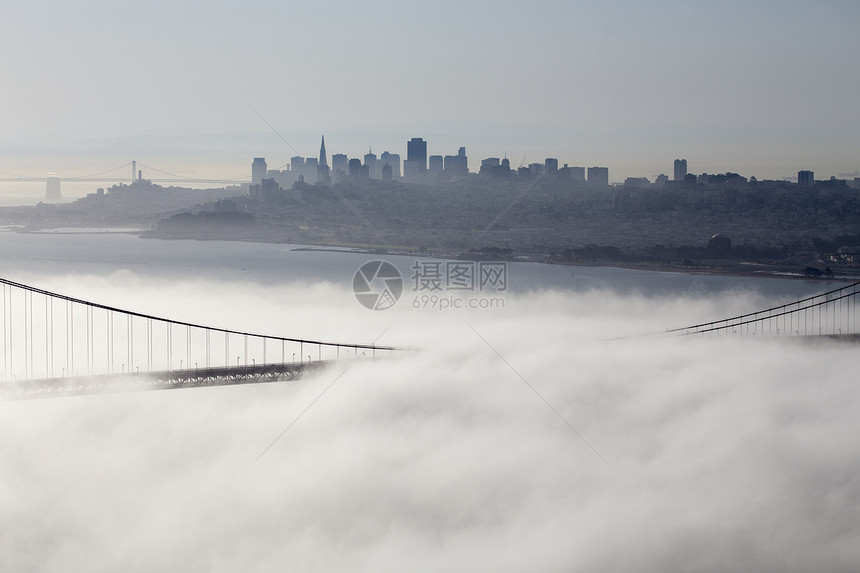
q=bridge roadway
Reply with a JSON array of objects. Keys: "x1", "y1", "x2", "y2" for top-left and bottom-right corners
[{"x1": 0, "y1": 360, "x2": 337, "y2": 400}]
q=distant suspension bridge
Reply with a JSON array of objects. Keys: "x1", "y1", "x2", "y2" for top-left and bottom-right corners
[
  {"x1": 0, "y1": 277, "x2": 403, "y2": 400},
  {"x1": 0, "y1": 160, "x2": 249, "y2": 188},
  {"x1": 1, "y1": 277, "x2": 857, "y2": 400},
  {"x1": 668, "y1": 280, "x2": 860, "y2": 338}
]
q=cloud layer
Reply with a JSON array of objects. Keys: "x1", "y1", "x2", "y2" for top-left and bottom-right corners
[{"x1": 1, "y1": 274, "x2": 858, "y2": 572}]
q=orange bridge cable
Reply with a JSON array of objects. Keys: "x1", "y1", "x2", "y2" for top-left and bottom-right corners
[
  {"x1": 665, "y1": 281, "x2": 860, "y2": 334},
  {"x1": 135, "y1": 162, "x2": 252, "y2": 183},
  {"x1": 0, "y1": 277, "x2": 407, "y2": 353},
  {"x1": 602, "y1": 281, "x2": 860, "y2": 342},
  {"x1": 679, "y1": 288, "x2": 860, "y2": 336},
  {"x1": 0, "y1": 168, "x2": 31, "y2": 178},
  {"x1": 64, "y1": 161, "x2": 135, "y2": 180},
  {"x1": 135, "y1": 162, "x2": 197, "y2": 180}
]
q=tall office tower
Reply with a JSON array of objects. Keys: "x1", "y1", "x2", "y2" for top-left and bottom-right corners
[
  {"x1": 428, "y1": 155, "x2": 444, "y2": 177},
  {"x1": 443, "y1": 154, "x2": 458, "y2": 177},
  {"x1": 674, "y1": 158, "x2": 687, "y2": 181},
  {"x1": 587, "y1": 166, "x2": 609, "y2": 187},
  {"x1": 405, "y1": 137, "x2": 427, "y2": 181},
  {"x1": 798, "y1": 170, "x2": 814, "y2": 188},
  {"x1": 291, "y1": 156, "x2": 305, "y2": 179},
  {"x1": 444, "y1": 146, "x2": 469, "y2": 179},
  {"x1": 364, "y1": 149, "x2": 380, "y2": 179},
  {"x1": 318, "y1": 136, "x2": 330, "y2": 184},
  {"x1": 407, "y1": 137, "x2": 427, "y2": 167},
  {"x1": 480, "y1": 157, "x2": 501, "y2": 177},
  {"x1": 331, "y1": 153, "x2": 349, "y2": 183},
  {"x1": 528, "y1": 162, "x2": 545, "y2": 177},
  {"x1": 545, "y1": 157, "x2": 559, "y2": 176},
  {"x1": 252, "y1": 157, "x2": 268, "y2": 185},
  {"x1": 380, "y1": 151, "x2": 400, "y2": 179}
]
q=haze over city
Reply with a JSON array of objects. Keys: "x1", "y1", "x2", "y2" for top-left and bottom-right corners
[{"x1": 2, "y1": 1, "x2": 859, "y2": 182}]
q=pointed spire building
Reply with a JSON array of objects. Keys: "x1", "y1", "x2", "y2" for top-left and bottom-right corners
[{"x1": 317, "y1": 135, "x2": 330, "y2": 184}]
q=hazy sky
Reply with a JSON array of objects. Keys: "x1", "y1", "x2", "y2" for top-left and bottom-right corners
[{"x1": 2, "y1": 0, "x2": 859, "y2": 180}]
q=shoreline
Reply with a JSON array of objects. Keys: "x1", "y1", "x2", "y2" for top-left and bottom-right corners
[
  {"x1": 6, "y1": 227, "x2": 857, "y2": 284},
  {"x1": 138, "y1": 230, "x2": 860, "y2": 284}
]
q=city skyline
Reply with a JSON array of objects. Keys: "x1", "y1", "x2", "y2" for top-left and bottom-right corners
[
  {"x1": 250, "y1": 134, "x2": 846, "y2": 187},
  {"x1": 1, "y1": 1, "x2": 859, "y2": 183},
  {"x1": 2, "y1": 120, "x2": 858, "y2": 186},
  {"x1": 2, "y1": 130, "x2": 850, "y2": 194}
]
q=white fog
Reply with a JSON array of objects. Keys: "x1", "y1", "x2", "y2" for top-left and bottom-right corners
[{"x1": 1, "y1": 272, "x2": 857, "y2": 572}]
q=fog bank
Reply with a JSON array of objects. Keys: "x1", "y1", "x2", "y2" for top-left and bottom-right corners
[{"x1": 1, "y1": 274, "x2": 858, "y2": 572}]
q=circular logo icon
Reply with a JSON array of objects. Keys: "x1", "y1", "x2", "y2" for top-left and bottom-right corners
[{"x1": 353, "y1": 260, "x2": 403, "y2": 310}]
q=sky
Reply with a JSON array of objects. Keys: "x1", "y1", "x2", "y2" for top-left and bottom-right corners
[
  {"x1": 1, "y1": 0, "x2": 860, "y2": 181},
  {"x1": 1, "y1": 270, "x2": 859, "y2": 571}
]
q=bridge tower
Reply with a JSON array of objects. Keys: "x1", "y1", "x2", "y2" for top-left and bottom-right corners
[{"x1": 45, "y1": 173, "x2": 61, "y2": 199}]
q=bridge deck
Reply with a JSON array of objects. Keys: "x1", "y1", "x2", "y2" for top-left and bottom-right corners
[{"x1": 1, "y1": 361, "x2": 334, "y2": 400}]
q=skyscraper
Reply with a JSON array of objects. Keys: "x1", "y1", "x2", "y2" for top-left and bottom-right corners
[
  {"x1": 252, "y1": 157, "x2": 267, "y2": 185},
  {"x1": 380, "y1": 151, "x2": 401, "y2": 179},
  {"x1": 331, "y1": 153, "x2": 349, "y2": 183},
  {"x1": 407, "y1": 137, "x2": 427, "y2": 167},
  {"x1": 587, "y1": 166, "x2": 609, "y2": 187},
  {"x1": 443, "y1": 146, "x2": 468, "y2": 179},
  {"x1": 428, "y1": 155, "x2": 443, "y2": 177},
  {"x1": 290, "y1": 156, "x2": 305, "y2": 175},
  {"x1": 405, "y1": 137, "x2": 427, "y2": 182},
  {"x1": 364, "y1": 148, "x2": 380, "y2": 180},
  {"x1": 348, "y1": 158, "x2": 363, "y2": 179},
  {"x1": 318, "y1": 136, "x2": 330, "y2": 184},
  {"x1": 569, "y1": 166, "x2": 586, "y2": 182},
  {"x1": 674, "y1": 159, "x2": 687, "y2": 182},
  {"x1": 798, "y1": 170, "x2": 814, "y2": 187}
]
